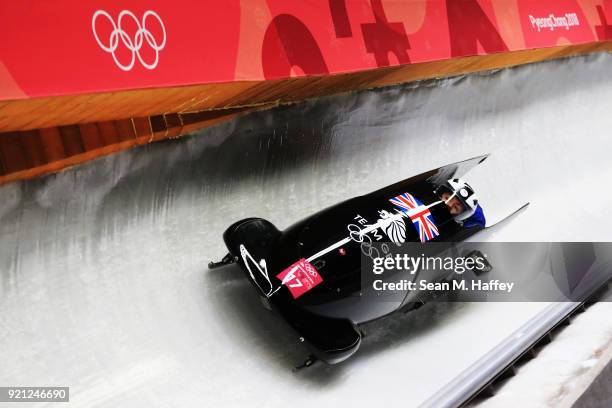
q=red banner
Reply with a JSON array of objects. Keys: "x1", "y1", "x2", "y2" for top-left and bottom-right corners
[{"x1": 0, "y1": 0, "x2": 610, "y2": 100}]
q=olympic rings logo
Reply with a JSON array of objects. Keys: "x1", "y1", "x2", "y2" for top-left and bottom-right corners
[{"x1": 92, "y1": 10, "x2": 166, "y2": 71}]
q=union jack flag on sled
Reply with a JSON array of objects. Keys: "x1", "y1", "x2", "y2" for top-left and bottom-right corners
[{"x1": 389, "y1": 192, "x2": 439, "y2": 243}]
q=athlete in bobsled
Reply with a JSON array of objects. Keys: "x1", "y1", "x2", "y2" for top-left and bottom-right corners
[
  {"x1": 210, "y1": 155, "x2": 518, "y2": 367},
  {"x1": 435, "y1": 178, "x2": 486, "y2": 229}
]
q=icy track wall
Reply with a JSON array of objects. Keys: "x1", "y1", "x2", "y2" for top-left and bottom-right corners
[{"x1": 1, "y1": 53, "x2": 612, "y2": 407}]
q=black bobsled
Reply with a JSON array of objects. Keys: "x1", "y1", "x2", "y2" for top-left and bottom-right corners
[{"x1": 212, "y1": 154, "x2": 526, "y2": 366}]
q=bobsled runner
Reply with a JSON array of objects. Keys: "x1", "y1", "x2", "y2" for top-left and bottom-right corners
[{"x1": 210, "y1": 154, "x2": 528, "y2": 367}]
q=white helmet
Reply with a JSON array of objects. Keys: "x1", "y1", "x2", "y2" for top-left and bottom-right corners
[{"x1": 436, "y1": 178, "x2": 479, "y2": 222}]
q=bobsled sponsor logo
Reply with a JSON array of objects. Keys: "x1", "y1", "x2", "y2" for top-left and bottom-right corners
[
  {"x1": 348, "y1": 215, "x2": 393, "y2": 260},
  {"x1": 377, "y1": 210, "x2": 407, "y2": 245},
  {"x1": 389, "y1": 193, "x2": 439, "y2": 243},
  {"x1": 276, "y1": 259, "x2": 323, "y2": 299},
  {"x1": 528, "y1": 13, "x2": 580, "y2": 32},
  {"x1": 92, "y1": 10, "x2": 167, "y2": 71},
  {"x1": 303, "y1": 214, "x2": 393, "y2": 264},
  {"x1": 306, "y1": 192, "x2": 442, "y2": 266},
  {"x1": 319, "y1": 193, "x2": 441, "y2": 265},
  {"x1": 239, "y1": 244, "x2": 275, "y2": 297}
]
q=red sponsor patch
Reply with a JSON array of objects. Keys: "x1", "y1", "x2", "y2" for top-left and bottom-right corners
[{"x1": 276, "y1": 259, "x2": 323, "y2": 299}]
